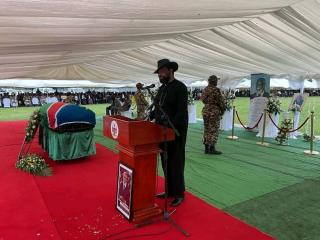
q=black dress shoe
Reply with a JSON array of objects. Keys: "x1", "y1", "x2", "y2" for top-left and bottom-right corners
[
  {"x1": 156, "y1": 192, "x2": 166, "y2": 199},
  {"x1": 170, "y1": 197, "x2": 184, "y2": 207}
]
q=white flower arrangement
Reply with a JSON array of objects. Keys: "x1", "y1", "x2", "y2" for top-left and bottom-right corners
[
  {"x1": 188, "y1": 90, "x2": 194, "y2": 105},
  {"x1": 267, "y1": 97, "x2": 282, "y2": 115},
  {"x1": 222, "y1": 91, "x2": 234, "y2": 111}
]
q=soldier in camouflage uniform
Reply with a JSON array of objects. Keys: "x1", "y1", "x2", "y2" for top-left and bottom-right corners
[
  {"x1": 134, "y1": 83, "x2": 149, "y2": 120},
  {"x1": 201, "y1": 75, "x2": 225, "y2": 154}
]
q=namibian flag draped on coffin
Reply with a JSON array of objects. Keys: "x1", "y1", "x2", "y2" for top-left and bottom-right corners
[
  {"x1": 39, "y1": 103, "x2": 96, "y2": 160},
  {"x1": 40, "y1": 102, "x2": 96, "y2": 132}
]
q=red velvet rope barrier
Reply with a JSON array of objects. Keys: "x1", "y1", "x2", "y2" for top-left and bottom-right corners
[
  {"x1": 267, "y1": 113, "x2": 310, "y2": 133},
  {"x1": 235, "y1": 111, "x2": 263, "y2": 130}
]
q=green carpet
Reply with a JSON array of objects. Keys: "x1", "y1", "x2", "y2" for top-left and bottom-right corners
[
  {"x1": 224, "y1": 177, "x2": 320, "y2": 240},
  {"x1": 95, "y1": 119, "x2": 320, "y2": 240},
  {"x1": 184, "y1": 124, "x2": 320, "y2": 208}
]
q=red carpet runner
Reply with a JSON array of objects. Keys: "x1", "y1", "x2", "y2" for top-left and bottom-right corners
[{"x1": 0, "y1": 121, "x2": 274, "y2": 240}]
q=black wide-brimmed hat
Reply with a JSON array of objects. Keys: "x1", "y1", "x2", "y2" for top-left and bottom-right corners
[{"x1": 154, "y1": 59, "x2": 178, "y2": 73}]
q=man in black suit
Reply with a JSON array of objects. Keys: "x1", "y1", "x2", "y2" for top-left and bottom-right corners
[{"x1": 152, "y1": 59, "x2": 189, "y2": 207}]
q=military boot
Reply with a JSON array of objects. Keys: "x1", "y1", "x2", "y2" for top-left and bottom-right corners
[
  {"x1": 209, "y1": 145, "x2": 222, "y2": 155},
  {"x1": 204, "y1": 144, "x2": 209, "y2": 154}
]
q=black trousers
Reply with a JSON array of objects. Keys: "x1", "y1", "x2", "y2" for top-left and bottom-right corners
[{"x1": 159, "y1": 129, "x2": 187, "y2": 198}]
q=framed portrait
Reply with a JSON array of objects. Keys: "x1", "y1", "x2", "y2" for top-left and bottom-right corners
[
  {"x1": 250, "y1": 73, "x2": 270, "y2": 99},
  {"x1": 116, "y1": 162, "x2": 134, "y2": 220},
  {"x1": 289, "y1": 93, "x2": 309, "y2": 112}
]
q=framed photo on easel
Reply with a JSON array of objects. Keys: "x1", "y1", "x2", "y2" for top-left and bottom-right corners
[
  {"x1": 116, "y1": 162, "x2": 133, "y2": 220},
  {"x1": 289, "y1": 93, "x2": 309, "y2": 112}
]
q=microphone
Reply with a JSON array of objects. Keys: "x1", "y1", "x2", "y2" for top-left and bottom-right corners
[{"x1": 142, "y1": 84, "x2": 155, "y2": 90}]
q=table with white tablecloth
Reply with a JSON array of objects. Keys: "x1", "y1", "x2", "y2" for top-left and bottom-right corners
[
  {"x1": 220, "y1": 109, "x2": 233, "y2": 131},
  {"x1": 257, "y1": 113, "x2": 280, "y2": 138}
]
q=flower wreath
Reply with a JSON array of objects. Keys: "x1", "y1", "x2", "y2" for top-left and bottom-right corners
[
  {"x1": 275, "y1": 118, "x2": 293, "y2": 145},
  {"x1": 17, "y1": 110, "x2": 52, "y2": 176},
  {"x1": 25, "y1": 109, "x2": 40, "y2": 143},
  {"x1": 16, "y1": 154, "x2": 52, "y2": 176}
]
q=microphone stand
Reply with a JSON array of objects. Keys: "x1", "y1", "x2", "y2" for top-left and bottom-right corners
[{"x1": 138, "y1": 85, "x2": 189, "y2": 237}]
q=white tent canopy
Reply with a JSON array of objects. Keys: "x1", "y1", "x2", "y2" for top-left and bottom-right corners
[
  {"x1": 1, "y1": 0, "x2": 320, "y2": 87},
  {"x1": 235, "y1": 78, "x2": 320, "y2": 89},
  {"x1": 0, "y1": 79, "x2": 131, "y2": 89}
]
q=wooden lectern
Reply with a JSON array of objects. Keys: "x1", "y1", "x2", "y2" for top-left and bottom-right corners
[{"x1": 103, "y1": 115, "x2": 175, "y2": 223}]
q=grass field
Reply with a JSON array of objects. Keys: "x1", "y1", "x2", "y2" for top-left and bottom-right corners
[
  {"x1": 0, "y1": 104, "x2": 109, "y2": 121},
  {"x1": 196, "y1": 97, "x2": 320, "y2": 135},
  {"x1": 1, "y1": 97, "x2": 319, "y2": 134}
]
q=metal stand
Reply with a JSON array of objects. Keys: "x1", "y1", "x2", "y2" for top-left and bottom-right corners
[
  {"x1": 256, "y1": 109, "x2": 269, "y2": 146},
  {"x1": 304, "y1": 111, "x2": 319, "y2": 155},
  {"x1": 227, "y1": 106, "x2": 238, "y2": 140},
  {"x1": 18, "y1": 136, "x2": 33, "y2": 161},
  {"x1": 304, "y1": 150, "x2": 319, "y2": 155},
  {"x1": 160, "y1": 121, "x2": 189, "y2": 237}
]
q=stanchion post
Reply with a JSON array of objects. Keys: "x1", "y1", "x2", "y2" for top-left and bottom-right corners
[
  {"x1": 257, "y1": 109, "x2": 269, "y2": 146},
  {"x1": 231, "y1": 106, "x2": 235, "y2": 138},
  {"x1": 262, "y1": 109, "x2": 267, "y2": 144},
  {"x1": 311, "y1": 111, "x2": 314, "y2": 153},
  {"x1": 227, "y1": 106, "x2": 238, "y2": 140},
  {"x1": 304, "y1": 111, "x2": 319, "y2": 155}
]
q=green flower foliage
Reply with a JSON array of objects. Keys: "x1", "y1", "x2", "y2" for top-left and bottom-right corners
[
  {"x1": 188, "y1": 90, "x2": 194, "y2": 105},
  {"x1": 25, "y1": 109, "x2": 40, "y2": 143},
  {"x1": 16, "y1": 154, "x2": 52, "y2": 176},
  {"x1": 303, "y1": 133, "x2": 315, "y2": 142},
  {"x1": 222, "y1": 91, "x2": 234, "y2": 111},
  {"x1": 275, "y1": 119, "x2": 293, "y2": 145}
]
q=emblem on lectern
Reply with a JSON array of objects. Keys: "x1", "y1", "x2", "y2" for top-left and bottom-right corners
[{"x1": 111, "y1": 120, "x2": 119, "y2": 139}]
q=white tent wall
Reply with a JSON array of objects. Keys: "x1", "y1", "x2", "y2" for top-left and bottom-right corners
[
  {"x1": 0, "y1": 79, "x2": 130, "y2": 88},
  {"x1": 1, "y1": 0, "x2": 320, "y2": 87},
  {"x1": 1, "y1": 77, "x2": 319, "y2": 90}
]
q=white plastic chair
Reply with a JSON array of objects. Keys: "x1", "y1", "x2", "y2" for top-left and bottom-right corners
[
  {"x1": 32, "y1": 97, "x2": 40, "y2": 106},
  {"x1": 3, "y1": 98, "x2": 11, "y2": 108}
]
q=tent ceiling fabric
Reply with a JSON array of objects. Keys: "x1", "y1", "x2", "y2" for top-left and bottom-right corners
[
  {"x1": 1, "y1": 0, "x2": 320, "y2": 87},
  {"x1": 0, "y1": 79, "x2": 128, "y2": 88}
]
